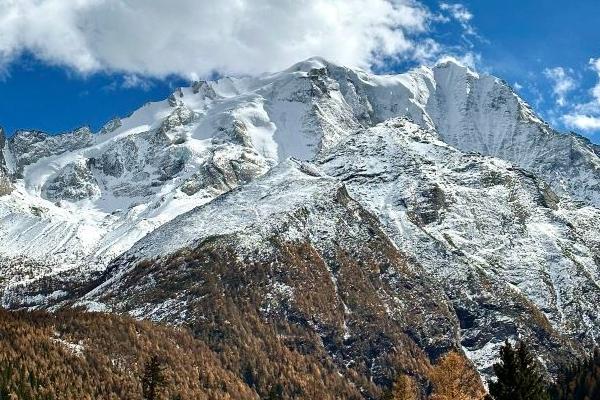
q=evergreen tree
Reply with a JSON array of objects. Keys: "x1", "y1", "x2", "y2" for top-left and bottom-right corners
[
  {"x1": 0, "y1": 362, "x2": 10, "y2": 400},
  {"x1": 488, "y1": 340, "x2": 550, "y2": 400},
  {"x1": 267, "y1": 383, "x2": 284, "y2": 400},
  {"x1": 551, "y1": 349, "x2": 600, "y2": 400},
  {"x1": 142, "y1": 355, "x2": 167, "y2": 400}
]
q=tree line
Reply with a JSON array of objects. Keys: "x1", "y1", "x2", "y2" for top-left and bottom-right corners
[
  {"x1": 384, "y1": 341, "x2": 600, "y2": 400},
  {"x1": 0, "y1": 307, "x2": 598, "y2": 399},
  {"x1": 93, "y1": 340, "x2": 600, "y2": 400}
]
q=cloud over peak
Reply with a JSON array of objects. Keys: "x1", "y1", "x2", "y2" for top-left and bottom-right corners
[{"x1": 0, "y1": 0, "x2": 445, "y2": 79}]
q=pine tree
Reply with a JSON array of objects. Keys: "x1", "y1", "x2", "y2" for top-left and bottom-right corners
[
  {"x1": 142, "y1": 355, "x2": 166, "y2": 400},
  {"x1": 551, "y1": 349, "x2": 600, "y2": 400},
  {"x1": 488, "y1": 340, "x2": 550, "y2": 400},
  {"x1": 267, "y1": 383, "x2": 284, "y2": 400}
]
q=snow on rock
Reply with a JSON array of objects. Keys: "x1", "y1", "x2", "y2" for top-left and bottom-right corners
[
  {"x1": 125, "y1": 158, "x2": 341, "y2": 261},
  {"x1": 2, "y1": 57, "x2": 600, "y2": 378},
  {"x1": 368, "y1": 60, "x2": 600, "y2": 207},
  {"x1": 0, "y1": 57, "x2": 370, "y2": 291},
  {"x1": 318, "y1": 118, "x2": 600, "y2": 372},
  {"x1": 0, "y1": 128, "x2": 13, "y2": 195},
  {"x1": 76, "y1": 155, "x2": 460, "y2": 388}
]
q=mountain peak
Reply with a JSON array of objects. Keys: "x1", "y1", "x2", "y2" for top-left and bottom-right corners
[
  {"x1": 432, "y1": 57, "x2": 479, "y2": 78},
  {"x1": 283, "y1": 56, "x2": 344, "y2": 74}
]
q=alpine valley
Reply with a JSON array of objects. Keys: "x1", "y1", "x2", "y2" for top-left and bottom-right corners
[{"x1": 1, "y1": 57, "x2": 600, "y2": 398}]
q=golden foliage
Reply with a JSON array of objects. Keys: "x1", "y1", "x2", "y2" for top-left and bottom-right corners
[
  {"x1": 385, "y1": 374, "x2": 420, "y2": 400},
  {"x1": 429, "y1": 351, "x2": 486, "y2": 400},
  {"x1": 0, "y1": 308, "x2": 315, "y2": 399}
]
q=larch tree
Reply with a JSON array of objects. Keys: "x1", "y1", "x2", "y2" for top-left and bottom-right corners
[
  {"x1": 429, "y1": 351, "x2": 486, "y2": 400},
  {"x1": 384, "y1": 373, "x2": 419, "y2": 400}
]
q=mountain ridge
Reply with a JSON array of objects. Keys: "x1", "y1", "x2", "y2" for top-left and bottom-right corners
[{"x1": 1, "y1": 58, "x2": 600, "y2": 393}]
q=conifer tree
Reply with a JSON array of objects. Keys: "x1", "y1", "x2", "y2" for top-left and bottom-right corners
[
  {"x1": 0, "y1": 361, "x2": 11, "y2": 400},
  {"x1": 488, "y1": 340, "x2": 549, "y2": 400},
  {"x1": 267, "y1": 383, "x2": 284, "y2": 400},
  {"x1": 142, "y1": 355, "x2": 166, "y2": 400},
  {"x1": 551, "y1": 349, "x2": 600, "y2": 400}
]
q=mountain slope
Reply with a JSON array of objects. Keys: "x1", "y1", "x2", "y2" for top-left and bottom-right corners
[
  {"x1": 69, "y1": 159, "x2": 471, "y2": 397},
  {"x1": 0, "y1": 58, "x2": 371, "y2": 295},
  {"x1": 64, "y1": 121, "x2": 596, "y2": 380},
  {"x1": 321, "y1": 59, "x2": 600, "y2": 206},
  {"x1": 1, "y1": 58, "x2": 600, "y2": 391},
  {"x1": 0, "y1": 308, "x2": 366, "y2": 400},
  {"x1": 318, "y1": 118, "x2": 600, "y2": 371},
  {"x1": 2, "y1": 58, "x2": 600, "y2": 287}
]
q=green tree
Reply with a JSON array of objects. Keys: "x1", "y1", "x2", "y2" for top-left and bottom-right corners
[
  {"x1": 488, "y1": 340, "x2": 549, "y2": 400},
  {"x1": 142, "y1": 355, "x2": 167, "y2": 400},
  {"x1": 551, "y1": 349, "x2": 600, "y2": 400},
  {"x1": 267, "y1": 383, "x2": 284, "y2": 400}
]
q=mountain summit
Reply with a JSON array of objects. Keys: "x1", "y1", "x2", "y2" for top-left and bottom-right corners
[{"x1": 1, "y1": 58, "x2": 600, "y2": 394}]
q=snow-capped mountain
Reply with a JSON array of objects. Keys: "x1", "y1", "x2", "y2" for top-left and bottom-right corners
[
  {"x1": 1, "y1": 57, "x2": 600, "y2": 387},
  {"x1": 318, "y1": 118, "x2": 600, "y2": 370}
]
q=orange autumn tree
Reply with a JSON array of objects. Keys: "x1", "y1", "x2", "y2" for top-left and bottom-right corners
[
  {"x1": 429, "y1": 351, "x2": 486, "y2": 400},
  {"x1": 384, "y1": 373, "x2": 420, "y2": 400}
]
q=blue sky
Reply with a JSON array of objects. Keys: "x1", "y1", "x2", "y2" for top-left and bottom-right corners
[
  {"x1": 1, "y1": 0, "x2": 600, "y2": 142},
  {"x1": 0, "y1": 57, "x2": 187, "y2": 136}
]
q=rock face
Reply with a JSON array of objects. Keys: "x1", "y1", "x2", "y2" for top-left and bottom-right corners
[
  {"x1": 1, "y1": 58, "x2": 600, "y2": 393},
  {"x1": 0, "y1": 128, "x2": 13, "y2": 196},
  {"x1": 43, "y1": 158, "x2": 101, "y2": 201},
  {"x1": 8, "y1": 127, "x2": 94, "y2": 176},
  {"x1": 317, "y1": 119, "x2": 600, "y2": 372},
  {"x1": 418, "y1": 62, "x2": 600, "y2": 207}
]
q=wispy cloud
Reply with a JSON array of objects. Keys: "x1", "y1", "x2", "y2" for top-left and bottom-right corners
[
  {"x1": 436, "y1": 52, "x2": 481, "y2": 69},
  {"x1": 543, "y1": 67, "x2": 576, "y2": 107},
  {"x1": 563, "y1": 114, "x2": 600, "y2": 131},
  {"x1": 439, "y1": 2, "x2": 475, "y2": 36},
  {"x1": 560, "y1": 58, "x2": 600, "y2": 132},
  {"x1": 440, "y1": 2, "x2": 473, "y2": 24},
  {"x1": 122, "y1": 75, "x2": 153, "y2": 91},
  {"x1": 589, "y1": 58, "x2": 600, "y2": 102}
]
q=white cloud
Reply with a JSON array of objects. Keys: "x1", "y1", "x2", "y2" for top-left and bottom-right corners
[
  {"x1": 560, "y1": 58, "x2": 600, "y2": 132},
  {"x1": 0, "y1": 0, "x2": 440, "y2": 79},
  {"x1": 439, "y1": 2, "x2": 472, "y2": 24},
  {"x1": 543, "y1": 67, "x2": 576, "y2": 107},
  {"x1": 563, "y1": 114, "x2": 600, "y2": 131},
  {"x1": 589, "y1": 58, "x2": 600, "y2": 102},
  {"x1": 436, "y1": 52, "x2": 480, "y2": 69},
  {"x1": 439, "y1": 2, "x2": 475, "y2": 36},
  {"x1": 122, "y1": 75, "x2": 152, "y2": 91}
]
